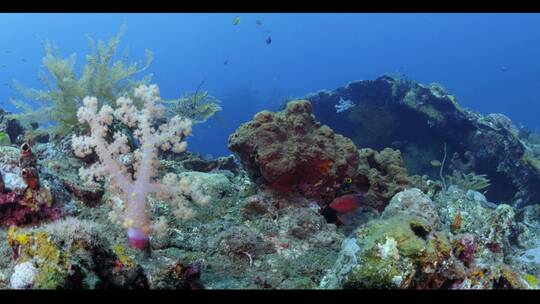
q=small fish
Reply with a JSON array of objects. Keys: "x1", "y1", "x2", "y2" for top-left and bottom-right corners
[
  {"x1": 265, "y1": 36, "x2": 272, "y2": 45},
  {"x1": 430, "y1": 160, "x2": 442, "y2": 167},
  {"x1": 232, "y1": 16, "x2": 241, "y2": 26},
  {"x1": 5, "y1": 50, "x2": 11, "y2": 54},
  {"x1": 256, "y1": 20, "x2": 263, "y2": 25},
  {"x1": 322, "y1": 193, "x2": 366, "y2": 225},
  {"x1": 500, "y1": 66, "x2": 508, "y2": 72},
  {"x1": 223, "y1": 59, "x2": 229, "y2": 66},
  {"x1": 329, "y1": 193, "x2": 364, "y2": 214},
  {"x1": 21, "y1": 58, "x2": 26, "y2": 62},
  {"x1": 0, "y1": 64, "x2": 6, "y2": 68}
]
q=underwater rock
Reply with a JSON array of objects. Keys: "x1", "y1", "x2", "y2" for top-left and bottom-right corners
[
  {"x1": 0, "y1": 109, "x2": 25, "y2": 145},
  {"x1": 513, "y1": 205, "x2": 540, "y2": 249},
  {"x1": 17, "y1": 129, "x2": 50, "y2": 146},
  {"x1": 10, "y1": 261, "x2": 37, "y2": 289},
  {"x1": 305, "y1": 75, "x2": 540, "y2": 206},
  {"x1": 282, "y1": 207, "x2": 328, "y2": 240},
  {"x1": 357, "y1": 148, "x2": 430, "y2": 211},
  {"x1": 228, "y1": 100, "x2": 359, "y2": 202},
  {"x1": 434, "y1": 186, "x2": 516, "y2": 264},
  {"x1": 0, "y1": 146, "x2": 26, "y2": 191},
  {"x1": 33, "y1": 142, "x2": 103, "y2": 207},
  {"x1": 212, "y1": 225, "x2": 277, "y2": 259},
  {"x1": 0, "y1": 144, "x2": 67, "y2": 226},
  {"x1": 63, "y1": 180, "x2": 104, "y2": 207},
  {"x1": 240, "y1": 194, "x2": 277, "y2": 221},
  {"x1": 145, "y1": 257, "x2": 204, "y2": 289},
  {"x1": 319, "y1": 237, "x2": 360, "y2": 289},
  {"x1": 177, "y1": 171, "x2": 233, "y2": 201},
  {"x1": 180, "y1": 156, "x2": 220, "y2": 172},
  {"x1": 216, "y1": 155, "x2": 240, "y2": 174},
  {"x1": 6, "y1": 217, "x2": 150, "y2": 289},
  {"x1": 179, "y1": 154, "x2": 239, "y2": 175},
  {"x1": 329, "y1": 214, "x2": 456, "y2": 289},
  {"x1": 16, "y1": 168, "x2": 57, "y2": 221},
  {"x1": 382, "y1": 188, "x2": 442, "y2": 229},
  {"x1": 201, "y1": 196, "x2": 343, "y2": 289},
  {"x1": 321, "y1": 187, "x2": 536, "y2": 289}
]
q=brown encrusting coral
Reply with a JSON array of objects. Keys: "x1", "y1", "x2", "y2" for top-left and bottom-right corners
[
  {"x1": 356, "y1": 147, "x2": 429, "y2": 211},
  {"x1": 228, "y1": 100, "x2": 359, "y2": 203}
]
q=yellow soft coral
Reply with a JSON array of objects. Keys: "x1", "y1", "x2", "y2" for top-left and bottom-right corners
[{"x1": 8, "y1": 25, "x2": 153, "y2": 137}]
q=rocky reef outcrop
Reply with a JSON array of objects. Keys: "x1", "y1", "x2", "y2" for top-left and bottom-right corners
[
  {"x1": 356, "y1": 147, "x2": 431, "y2": 211},
  {"x1": 0, "y1": 109, "x2": 25, "y2": 145},
  {"x1": 6, "y1": 217, "x2": 148, "y2": 289},
  {"x1": 321, "y1": 188, "x2": 536, "y2": 289},
  {"x1": 305, "y1": 76, "x2": 540, "y2": 206},
  {"x1": 228, "y1": 100, "x2": 359, "y2": 202}
]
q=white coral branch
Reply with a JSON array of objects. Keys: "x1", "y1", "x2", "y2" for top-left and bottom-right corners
[{"x1": 72, "y1": 84, "x2": 194, "y2": 235}]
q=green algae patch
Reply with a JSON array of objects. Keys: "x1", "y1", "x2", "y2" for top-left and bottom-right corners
[{"x1": 344, "y1": 215, "x2": 452, "y2": 289}]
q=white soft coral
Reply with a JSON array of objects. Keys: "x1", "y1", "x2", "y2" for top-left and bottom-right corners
[{"x1": 72, "y1": 84, "x2": 197, "y2": 248}]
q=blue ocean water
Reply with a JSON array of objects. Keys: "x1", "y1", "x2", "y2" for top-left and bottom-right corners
[{"x1": 0, "y1": 13, "x2": 539, "y2": 156}]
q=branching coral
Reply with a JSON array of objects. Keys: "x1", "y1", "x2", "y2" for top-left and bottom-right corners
[
  {"x1": 72, "y1": 84, "x2": 207, "y2": 250},
  {"x1": 10, "y1": 25, "x2": 153, "y2": 138}
]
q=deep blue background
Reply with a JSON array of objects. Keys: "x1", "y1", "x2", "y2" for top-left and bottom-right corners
[{"x1": 0, "y1": 13, "x2": 539, "y2": 157}]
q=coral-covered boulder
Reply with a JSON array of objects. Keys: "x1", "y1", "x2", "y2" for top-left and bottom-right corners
[
  {"x1": 320, "y1": 213, "x2": 456, "y2": 289},
  {"x1": 434, "y1": 186, "x2": 517, "y2": 264},
  {"x1": 305, "y1": 75, "x2": 540, "y2": 206},
  {"x1": 0, "y1": 109, "x2": 25, "y2": 144},
  {"x1": 383, "y1": 188, "x2": 442, "y2": 229},
  {"x1": 321, "y1": 187, "x2": 533, "y2": 289},
  {"x1": 7, "y1": 218, "x2": 149, "y2": 289},
  {"x1": 0, "y1": 146, "x2": 26, "y2": 191},
  {"x1": 356, "y1": 147, "x2": 430, "y2": 211},
  {"x1": 228, "y1": 100, "x2": 359, "y2": 202}
]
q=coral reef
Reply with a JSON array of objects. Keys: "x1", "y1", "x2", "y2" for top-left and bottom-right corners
[
  {"x1": 203, "y1": 202, "x2": 344, "y2": 289},
  {"x1": 306, "y1": 75, "x2": 540, "y2": 206},
  {"x1": 0, "y1": 73, "x2": 539, "y2": 290},
  {"x1": 0, "y1": 109, "x2": 25, "y2": 145},
  {"x1": 71, "y1": 84, "x2": 198, "y2": 249},
  {"x1": 356, "y1": 147, "x2": 430, "y2": 211},
  {"x1": 0, "y1": 144, "x2": 60, "y2": 227},
  {"x1": 321, "y1": 187, "x2": 537, "y2": 289},
  {"x1": 6, "y1": 218, "x2": 150, "y2": 289},
  {"x1": 228, "y1": 100, "x2": 359, "y2": 202}
]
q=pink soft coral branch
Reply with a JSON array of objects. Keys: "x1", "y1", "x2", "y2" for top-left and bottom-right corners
[{"x1": 72, "y1": 84, "x2": 193, "y2": 249}]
